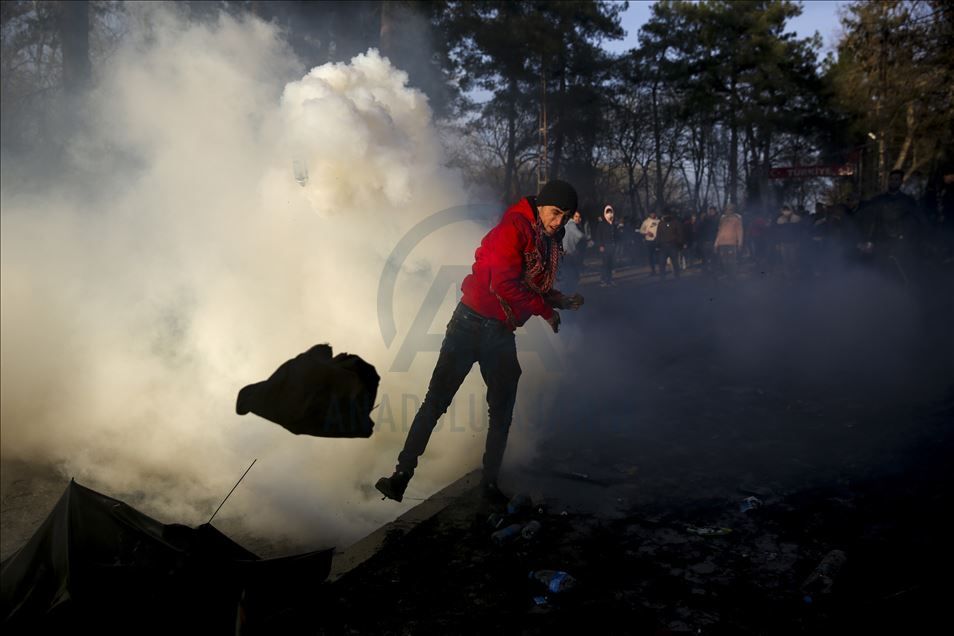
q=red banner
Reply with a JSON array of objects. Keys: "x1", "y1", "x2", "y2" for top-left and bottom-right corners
[{"x1": 769, "y1": 164, "x2": 856, "y2": 179}]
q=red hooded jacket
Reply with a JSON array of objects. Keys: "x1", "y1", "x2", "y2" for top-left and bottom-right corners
[{"x1": 461, "y1": 197, "x2": 563, "y2": 330}]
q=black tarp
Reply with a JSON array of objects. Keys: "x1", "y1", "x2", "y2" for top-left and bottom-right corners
[
  {"x1": 0, "y1": 480, "x2": 333, "y2": 634},
  {"x1": 236, "y1": 344, "x2": 379, "y2": 438}
]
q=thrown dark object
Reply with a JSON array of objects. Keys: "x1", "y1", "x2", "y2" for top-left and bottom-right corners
[
  {"x1": 0, "y1": 480, "x2": 333, "y2": 634},
  {"x1": 236, "y1": 343, "x2": 380, "y2": 438}
]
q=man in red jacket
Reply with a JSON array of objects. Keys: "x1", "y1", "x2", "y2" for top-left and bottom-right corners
[{"x1": 376, "y1": 180, "x2": 585, "y2": 502}]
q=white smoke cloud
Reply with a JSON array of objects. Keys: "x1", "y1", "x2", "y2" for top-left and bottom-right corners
[{"x1": 1, "y1": 6, "x2": 549, "y2": 552}]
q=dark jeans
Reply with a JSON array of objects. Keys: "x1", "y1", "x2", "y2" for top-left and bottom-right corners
[
  {"x1": 397, "y1": 302, "x2": 521, "y2": 482},
  {"x1": 718, "y1": 245, "x2": 738, "y2": 279},
  {"x1": 601, "y1": 249, "x2": 615, "y2": 283},
  {"x1": 658, "y1": 244, "x2": 682, "y2": 278},
  {"x1": 700, "y1": 242, "x2": 716, "y2": 271},
  {"x1": 646, "y1": 241, "x2": 658, "y2": 272}
]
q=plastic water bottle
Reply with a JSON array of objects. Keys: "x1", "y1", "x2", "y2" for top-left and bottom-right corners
[
  {"x1": 507, "y1": 493, "x2": 532, "y2": 516},
  {"x1": 491, "y1": 523, "x2": 523, "y2": 546},
  {"x1": 529, "y1": 570, "x2": 577, "y2": 593},
  {"x1": 801, "y1": 550, "x2": 847, "y2": 601},
  {"x1": 740, "y1": 496, "x2": 762, "y2": 513},
  {"x1": 521, "y1": 520, "x2": 542, "y2": 540}
]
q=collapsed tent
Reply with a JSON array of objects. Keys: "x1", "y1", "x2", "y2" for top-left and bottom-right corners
[
  {"x1": 236, "y1": 343, "x2": 380, "y2": 438},
  {"x1": 1, "y1": 480, "x2": 333, "y2": 634}
]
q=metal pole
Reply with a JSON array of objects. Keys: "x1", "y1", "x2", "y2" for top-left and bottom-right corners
[{"x1": 209, "y1": 459, "x2": 257, "y2": 524}]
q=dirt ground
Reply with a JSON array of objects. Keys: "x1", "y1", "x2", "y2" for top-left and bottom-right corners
[
  {"x1": 4, "y1": 254, "x2": 953, "y2": 634},
  {"x1": 289, "y1": 256, "x2": 954, "y2": 634}
]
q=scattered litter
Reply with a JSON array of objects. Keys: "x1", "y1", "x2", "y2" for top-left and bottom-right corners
[
  {"x1": 882, "y1": 585, "x2": 920, "y2": 600},
  {"x1": 491, "y1": 523, "x2": 523, "y2": 546},
  {"x1": 529, "y1": 570, "x2": 577, "y2": 593},
  {"x1": 738, "y1": 483, "x2": 775, "y2": 498},
  {"x1": 487, "y1": 513, "x2": 505, "y2": 530},
  {"x1": 532, "y1": 595, "x2": 549, "y2": 606},
  {"x1": 740, "y1": 496, "x2": 763, "y2": 513},
  {"x1": 686, "y1": 526, "x2": 733, "y2": 536},
  {"x1": 521, "y1": 520, "x2": 542, "y2": 540},
  {"x1": 507, "y1": 493, "x2": 532, "y2": 516},
  {"x1": 801, "y1": 549, "x2": 847, "y2": 601}
]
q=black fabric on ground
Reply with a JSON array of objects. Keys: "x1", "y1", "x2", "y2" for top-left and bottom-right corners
[
  {"x1": 236, "y1": 343, "x2": 380, "y2": 438},
  {"x1": 0, "y1": 480, "x2": 333, "y2": 634}
]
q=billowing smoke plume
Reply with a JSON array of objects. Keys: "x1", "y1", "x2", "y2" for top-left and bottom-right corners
[{"x1": 0, "y1": 6, "x2": 548, "y2": 551}]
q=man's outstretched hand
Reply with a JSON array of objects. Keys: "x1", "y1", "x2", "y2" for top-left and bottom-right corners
[
  {"x1": 546, "y1": 311, "x2": 561, "y2": 334},
  {"x1": 553, "y1": 293, "x2": 584, "y2": 311}
]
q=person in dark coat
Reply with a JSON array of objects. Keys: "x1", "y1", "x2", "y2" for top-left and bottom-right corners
[
  {"x1": 696, "y1": 206, "x2": 719, "y2": 272},
  {"x1": 773, "y1": 204, "x2": 804, "y2": 279},
  {"x1": 656, "y1": 210, "x2": 685, "y2": 279},
  {"x1": 857, "y1": 169, "x2": 925, "y2": 281},
  {"x1": 595, "y1": 205, "x2": 620, "y2": 286}
]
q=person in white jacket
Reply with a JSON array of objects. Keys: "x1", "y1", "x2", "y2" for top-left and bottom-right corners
[{"x1": 640, "y1": 211, "x2": 661, "y2": 275}]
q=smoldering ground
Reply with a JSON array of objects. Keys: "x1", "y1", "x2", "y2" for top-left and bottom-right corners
[
  {"x1": 506, "y1": 260, "x2": 954, "y2": 517},
  {"x1": 263, "y1": 262, "x2": 954, "y2": 634},
  {"x1": 0, "y1": 4, "x2": 558, "y2": 552}
]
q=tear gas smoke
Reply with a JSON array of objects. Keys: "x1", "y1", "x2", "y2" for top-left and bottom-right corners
[{"x1": 0, "y1": 6, "x2": 549, "y2": 551}]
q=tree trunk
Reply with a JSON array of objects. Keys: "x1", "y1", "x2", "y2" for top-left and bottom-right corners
[
  {"x1": 644, "y1": 162, "x2": 653, "y2": 213},
  {"x1": 59, "y1": 0, "x2": 91, "y2": 93},
  {"x1": 627, "y1": 165, "x2": 638, "y2": 219},
  {"x1": 651, "y1": 81, "x2": 664, "y2": 208},
  {"x1": 550, "y1": 59, "x2": 567, "y2": 178},
  {"x1": 892, "y1": 102, "x2": 915, "y2": 172},
  {"x1": 728, "y1": 75, "x2": 738, "y2": 206},
  {"x1": 503, "y1": 78, "x2": 518, "y2": 204}
]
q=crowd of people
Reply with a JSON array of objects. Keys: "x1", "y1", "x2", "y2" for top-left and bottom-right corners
[{"x1": 560, "y1": 169, "x2": 953, "y2": 287}]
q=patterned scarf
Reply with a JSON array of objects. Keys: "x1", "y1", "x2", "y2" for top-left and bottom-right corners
[
  {"x1": 493, "y1": 208, "x2": 563, "y2": 329},
  {"x1": 523, "y1": 218, "x2": 562, "y2": 295}
]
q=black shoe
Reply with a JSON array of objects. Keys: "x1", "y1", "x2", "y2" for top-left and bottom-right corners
[
  {"x1": 375, "y1": 470, "x2": 411, "y2": 502},
  {"x1": 480, "y1": 478, "x2": 507, "y2": 502}
]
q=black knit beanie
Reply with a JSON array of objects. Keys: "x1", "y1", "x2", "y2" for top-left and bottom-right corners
[{"x1": 536, "y1": 180, "x2": 578, "y2": 213}]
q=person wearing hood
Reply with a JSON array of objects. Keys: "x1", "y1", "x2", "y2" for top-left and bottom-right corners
[
  {"x1": 656, "y1": 209, "x2": 685, "y2": 279},
  {"x1": 640, "y1": 211, "x2": 661, "y2": 275},
  {"x1": 376, "y1": 180, "x2": 585, "y2": 503},
  {"x1": 596, "y1": 205, "x2": 620, "y2": 286}
]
